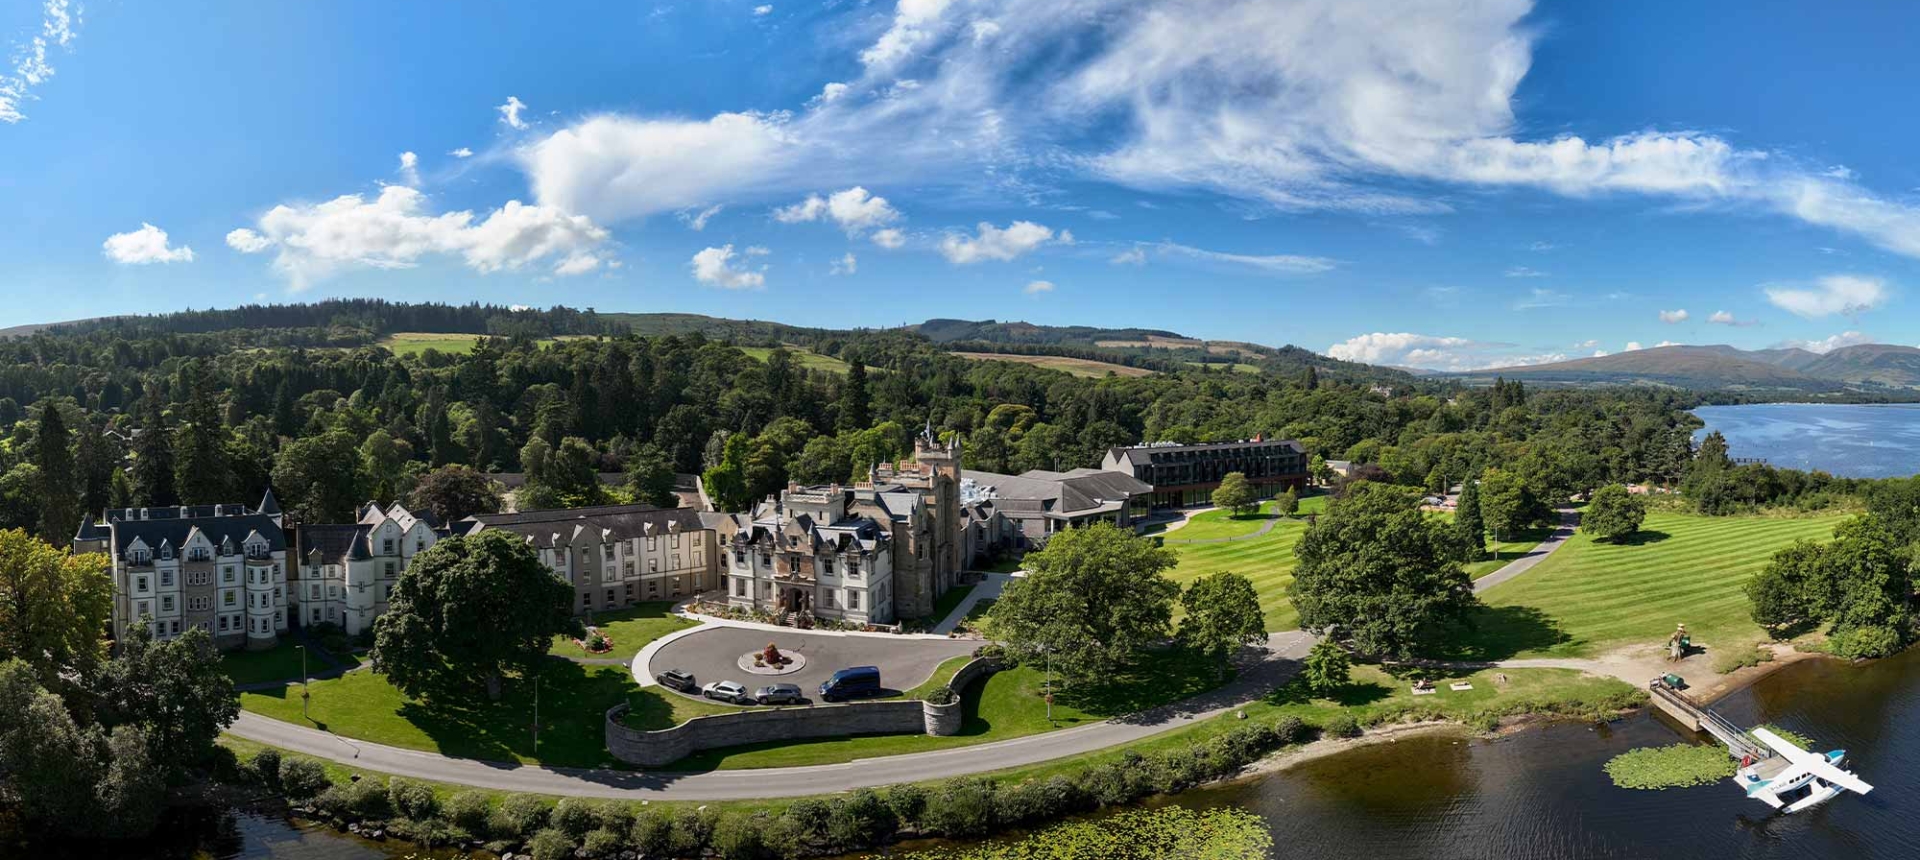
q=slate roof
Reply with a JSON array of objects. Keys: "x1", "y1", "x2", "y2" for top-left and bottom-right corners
[
  {"x1": 1105, "y1": 438, "x2": 1306, "y2": 467},
  {"x1": 464, "y1": 503, "x2": 707, "y2": 549},
  {"x1": 105, "y1": 512, "x2": 287, "y2": 556},
  {"x1": 963, "y1": 468, "x2": 1151, "y2": 519}
]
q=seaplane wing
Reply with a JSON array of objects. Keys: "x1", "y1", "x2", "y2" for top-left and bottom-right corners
[{"x1": 1750, "y1": 728, "x2": 1874, "y2": 796}]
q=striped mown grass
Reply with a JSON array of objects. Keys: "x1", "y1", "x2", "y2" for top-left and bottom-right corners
[
  {"x1": 1168, "y1": 518, "x2": 1311, "y2": 632},
  {"x1": 1463, "y1": 510, "x2": 1847, "y2": 660}
]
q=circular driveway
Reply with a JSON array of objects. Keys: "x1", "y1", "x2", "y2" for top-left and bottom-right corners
[{"x1": 649, "y1": 626, "x2": 979, "y2": 705}]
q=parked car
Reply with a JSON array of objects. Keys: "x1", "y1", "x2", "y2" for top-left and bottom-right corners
[
  {"x1": 755, "y1": 683, "x2": 806, "y2": 705},
  {"x1": 702, "y1": 680, "x2": 751, "y2": 704},
  {"x1": 819, "y1": 666, "x2": 883, "y2": 702},
  {"x1": 656, "y1": 669, "x2": 697, "y2": 692}
]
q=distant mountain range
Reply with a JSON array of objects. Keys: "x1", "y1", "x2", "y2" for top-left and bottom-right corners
[{"x1": 1459, "y1": 343, "x2": 1920, "y2": 392}]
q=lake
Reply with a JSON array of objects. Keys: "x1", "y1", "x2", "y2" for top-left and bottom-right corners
[
  {"x1": 1692, "y1": 403, "x2": 1920, "y2": 478},
  {"x1": 64, "y1": 650, "x2": 1920, "y2": 859}
]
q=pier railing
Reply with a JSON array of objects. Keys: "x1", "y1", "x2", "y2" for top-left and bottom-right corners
[{"x1": 1648, "y1": 679, "x2": 1772, "y2": 760}]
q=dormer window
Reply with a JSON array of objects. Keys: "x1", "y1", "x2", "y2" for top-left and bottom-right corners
[
  {"x1": 132, "y1": 549, "x2": 150, "y2": 565},
  {"x1": 160, "y1": 544, "x2": 173, "y2": 561}
]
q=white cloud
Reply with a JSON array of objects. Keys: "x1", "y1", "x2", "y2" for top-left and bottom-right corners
[
  {"x1": 1764, "y1": 274, "x2": 1889, "y2": 319},
  {"x1": 1776, "y1": 331, "x2": 1872, "y2": 354},
  {"x1": 0, "y1": 0, "x2": 79, "y2": 124},
  {"x1": 831, "y1": 252, "x2": 857, "y2": 275},
  {"x1": 497, "y1": 95, "x2": 530, "y2": 130},
  {"x1": 1514, "y1": 288, "x2": 1569, "y2": 310},
  {"x1": 520, "y1": 112, "x2": 792, "y2": 224},
  {"x1": 971, "y1": 20, "x2": 1002, "y2": 43},
  {"x1": 1659, "y1": 309, "x2": 1688, "y2": 324},
  {"x1": 450, "y1": 147, "x2": 474, "y2": 159},
  {"x1": 862, "y1": 0, "x2": 955, "y2": 69},
  {"x1": 1573, "y1": 339, "x2": 1600, "y2": 348},
  {"x1": 1625, "y1": 342, "x2": 1644, "y2": 352},
  {"x1": 939, "y1": 220, "x2": 1060, "y2": 264},
  {"x1": 810, "y1": 82, "x2": 850, "y2": 106},
  {"x1": 744, "y1": 245, "x2": 771, "y2": 256},
  {"x1": 1529, "y1": 241, "x2": 1558, "y2": 252},
  {"x1": 1152, "y1": 241, "x2": 1336, "y2": 274},
  {"x1": 754, "y1": 4, "x2": 773, "y2": 15},
  {"x1": 871, "y1": 228, "x2": 906, "y2": 249},
  {"x1": 1591, "y1": 349, "x2": 1610, "y2": 358},
  {"x1": 1024, "y1": 279, "x2": 1054, "y2": 295},
  {"x1": 773, "y1": 187, "x2": 902, "y2": 235},
  {"x1": 1326, "y1": 332, "x2": 1566, "y2": 372},
  {"x1": 690, "y1": 244, "x2": 766, "y2": 289},
  {"x1": 397, "y1": 151, "x2": 421, "y2": 186},
  {"x1": 226, "y1": 228, "x2": 271, "y2": 254},
  {"x1": 1504, "y1": 266, "x2": 1548, "y2": 278},
  {"x1": 679, "y1": 204, "x2": 724, "y2": 231},
  {"x1": 228, "y1": 185, "x2": 609, "y2": 289},
  {"x1": 1707, "y1": 310, "x2": 1758, "y2": 327},
  {"x1": 1109, "y1": 246, "x2": 1147, "y2": 266},
  {"x1": 102, "y1": 223, "x2": 195, "y2": 265}
]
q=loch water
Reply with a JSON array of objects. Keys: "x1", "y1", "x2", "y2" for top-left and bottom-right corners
[{"x1": 1692, "y1": 403, "x2": 1920, "y2": 479}]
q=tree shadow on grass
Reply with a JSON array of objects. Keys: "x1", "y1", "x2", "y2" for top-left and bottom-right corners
[
  {"x1": 396, "y1": 659, "x2": 637, "y2": 768},
  {"x1": 1265, "y1": 678, "x2": 1392, "y2": 708},
  {"x1": 1612, "y1": 530, "x2": 1671, "y2": 547},
  {"x1": 1431, "y1": 604, "x2": 1574, "y2": 662},
  {"x1": 1051, "y1": 647, "x2": 1223, "y2": 716}
]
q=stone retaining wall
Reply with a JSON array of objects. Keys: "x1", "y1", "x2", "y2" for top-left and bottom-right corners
[{"x1": 608, "y1": 657, "x2": 1001, "y2": 768}]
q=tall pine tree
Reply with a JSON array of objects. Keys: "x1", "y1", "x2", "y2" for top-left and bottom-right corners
[
  {"x1": 34, "y1": 405, "x2": 79, "y2": 543},
  {"x1": 838, "y1": 360, "x2": 870, "y2": 432},
  {"x1": 172, "y1": 364, "x2": 232, "y2": 504},
  {"x1": 74, "y1": 418, "x2": 116, "y2": 517},
  {"x1": 131, "y1": 396, "x2": 177, "y2": 507}
]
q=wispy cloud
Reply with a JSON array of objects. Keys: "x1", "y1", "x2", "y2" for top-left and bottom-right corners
[
  {"x1": 1764, "y1": 274, "x2": 1889, "y2": 319},
  {"x1": 1023, "y1": 279, "x2": 1055, "y2": 295},
  {"x1": 1326, "y1": 332, "x2": 1568, "y2": 372},
  {"x1": 1514, "y1": 287, "x2": 1569, "y2": 310},
  {"x1": 1504, "y1": 265, "x2": 1548, "y2": 278},
  {"x1": 1151, "y1": 241, "x2": 1336, "y2": 274},
  {"x1": 0, "y1": 0, "x2": 79, "y2": 124},
  {"x1": 1708, "y1": 310, "x2": 1758, "y2": 327},
  {"x1": 1774, "y1": 331, "x2": 1872, "y2": 354},
  {"x1": 1659, "y1": 309, "x2": 1688, "y2": 324}
]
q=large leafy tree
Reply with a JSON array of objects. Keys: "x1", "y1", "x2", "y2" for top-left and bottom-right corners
[
  {"x1": 1476, "y1": 467, "x2": 1529, "y2": 552},
  {"x1": 1746, "y1": 515, "x2": 1913, "y2": 658},
  {"x1": 1287, "y1": 482, "x2": 1476, "y2": 659},
  {"x1": 626, "y1": 443, "x2": 679, "y2": 508},
  {"x1": 271, "y1": 427, "x2": 366, "y2": 523},
  {"x1": 985, "y1": 522, "x2": 1180, "y2": 684},
  {"x1": 1176, "y1": 571, "x2": 1267, "y2": 675},
  {"x1": 372, "y1": 530, "x2": 578, "y2": 700},
  {"x1": 91, "y1": 625, "x2": 238, "y2": 780},
  {"x1": 0, "y1": 660, "x2": 168, "y2": 838},
  {"x1": 0, "y1": 530, "x2": 112, "y2": 685},
  {"x1": 1581, "y1": 484, "x2": 1647, "y2": 543},
  {"x1": 407, "y1": 465, "x2": 504, "y2": 523},
  {"x1": 32, "y1": 404, "x2": 78, "y2": 543},
  {"x1": 1210, "y1": 471, "x2": 1256, "y2": 515}
]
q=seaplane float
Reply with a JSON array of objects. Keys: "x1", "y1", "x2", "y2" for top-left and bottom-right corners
[{"x1": 1735, "y1": 727, "x2": 1873, "y2": 813}]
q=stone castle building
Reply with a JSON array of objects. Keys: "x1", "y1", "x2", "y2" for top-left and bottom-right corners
[
  {"x1": 460, "y1": 503, "x2": 720, "y2": 616},
  {"x1": 292, "y1": 501, "x2": 452, "y2": 636},
  {"x1": 75, "y1": 490, "x2": 290, "y2": 651}
]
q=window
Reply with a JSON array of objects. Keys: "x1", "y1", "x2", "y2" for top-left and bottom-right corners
[
  {"x1": 168, "y1": 620, "x2": 180, "y2": 635},
  {"x1": 309, "y1": 583, "x2": 320, "y2": 599},
  {"x1": 161, "y1": 595, "x2": 174, "y2": 612},
  {"x1": 160, "y1": 544, "x2": 173, "y2": 561},
  {"x1": 189, "y1": 596, "x2": 210, "y2": 612},
  {"x1": 603, "y1": 544, "x2": 615, "y2": 561},
  {"x1": 649, "y1": 579, "x2": 661, "y2": 598},
  {"x1": 647, "y1": 537, "x2": 658, "y2": 551},
  {"x1": 822, "y1": 558, "x2": 835, "y2": 575},
  {"x1": 605, "y1": 588, "x2": 615, "y2": 605},
  {"x1": 136, "y1": 575, "x2": 149, "y2": 592},
  {"x1": 734, "y1": 579, "x2": 746, "y2": 597},
  {"x1": 218, "y1": 615, "x2": 228, "y2": 631},
  {"x1": 824, "y1": 590, "x2": 836, "y2": 609},
  {"x1": 160, "y1": 569, "x2": 175, "y2": 587},
  {"x1": 136, "y1": 600, "x2": 150, "y2": 619},
  {"x1": 225, "y1": 590, "x2": 239, "y2": 607},
  {"x1": 190, "y1": 546, "x2": 209, "y2": 561},
  {"x1": 624, "y1": 582, "x2": 634, "y2": 599},
  {"x1": 733, "y1": 550, "x2": 746, "y2": 565},
  {"x1": 649, "y1": 559, "x2": 659, "y2": 573},
  {"x1": 580, "y1": 592, "x2": 590, "y2": 608},
  {"x1": 383, "y1": 538, "x2": 395, "y2": 554},
  {"x1": 672, "y1": 533, "x2": 681, "y2": 548},
  {"x1": 849, "y1": 590, "x2": 860, "y2": 610},
  {"x1": 672, "y1": 554, "x2": 681, "y2": 569},
  {"x1": 847, "y1": 559, "x2": 861, "y2": 579},
  {"x1": 189, "y1": 571, "x2": 210, "y2": 586},
  {"x1": 414, "y1": 537, "x2": 425, "y2": 552},
  {"x1": 222, "y1": 567, "x2": 237, "y2": 584},
  {"x1": 623, "y1": 561, "x2": 635, "y2": 577},
  {"x1": 384, "y1": 561, "x2": 397, "y2": 578},
  {"x1": 310, "y1": 608, "x2": 321, "y2": 623}
]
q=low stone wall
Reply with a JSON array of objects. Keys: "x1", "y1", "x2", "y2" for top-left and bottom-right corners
[{"x1": 608, "y1": 657, "x2": 1001, "y2": 768}]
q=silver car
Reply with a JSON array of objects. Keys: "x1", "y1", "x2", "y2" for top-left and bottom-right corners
[
  {"x1": 755, "y1": 683, "x2": 806, "y2": 705},
  {"x1": 701, "y1": 680, "x2": 750, "y2": 704}
]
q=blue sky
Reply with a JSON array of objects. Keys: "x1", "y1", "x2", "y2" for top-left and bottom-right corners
[{"x1": 5, "y1": 0, "x2": 1920, "y2": 370}]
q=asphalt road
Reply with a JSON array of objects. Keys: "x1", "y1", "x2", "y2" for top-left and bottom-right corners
[
  {"x1": 648, "y1": 626, "x2": 979, "y2": 705},
  {"x1": 227, "y1": 631, "x2": 1315, "y2": 801}
]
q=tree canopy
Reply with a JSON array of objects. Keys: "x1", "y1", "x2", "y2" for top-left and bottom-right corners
[
  {"x1": 1175, "y1": 571, "x2": 1267, "y2": 674},
  {"x1": 985, "y1": 522, "x2": 1180, "y2": 684},
  {"x1": 1746, "y1": 515, "x2": 1913, "y2": 658},
  {"x1": 1210, "y1": 472, "x2": 1257, "y2": 515},
  {"x1": 1287, "y1": 482, "x2": 1477, "y2": 659},
  {"x1": 0, "y1": 530, "x2": 112, "y2": 686},
  {"x1": 1581, "y1": 484, "x2": 1647, "y2": 542}
]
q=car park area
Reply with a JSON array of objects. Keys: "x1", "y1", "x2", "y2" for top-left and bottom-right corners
[{"x1": 647, "y1": 625, "x2": 978, "y2": 707}]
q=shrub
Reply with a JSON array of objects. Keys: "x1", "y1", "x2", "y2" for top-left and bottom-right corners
[
  {"x1": 827, "y1": 788, "x2": 897, "y2": 849},
  {"x1": 1082, "y1": 761, "x2": 1135, "y2": 806},
  {"x1": 527, "y1": 827, "x2": 575, "y2": 860},
  {"x1": 387, "y1": 778, "x2": 438, "y2": 821},
  {"x1": 312, "y1": 785, "x2": 353, "y2": 819},
  {"x1": 446, "y1": 790, "x2": 491, "y2": 833},
  {"x1": 784, "y1": 796, "x2": 832, "y2": 843},
  {"x1": 277, "y1": 756, "x2": 329, "y2": 800},
  {"x1": 1712, "y1": 646, "x2": 1772, "y2": 674},
  {"x1": 250, "y1": 748, "x2": 281, "y2": 788},
  {"x1": 631, "y1": 809, "x2": 674, "y2": 856},
  {"x1": 1302, "y1": 641, "x2": 1352, "y2": 694},
  {"x1": 342, "y1": 777, "x2": 392, "y2": 820},
  {"x1": 596, "y1": 801, "x2": 637, "y2": 835},
  {"x1": 994, "y1": 778, "x2": 1080, "y2": 826},
  {"x1": 922, "y1": 777, "x2": 997, "y2": 837},
  {"x1": 581, "y1": 827, "x2": 625, "y2": 859},
  {"x1": 387, "y1": 815, "x2": 468, "y2": 847},
  {"x1": 492, "y1": 794, "x2": 549, "y2": 839},
  {"x1": 1830, "y1": 624, "x2": 1905, "y2": 660},
  {"x1": 1272, "y1": 715, "x2": 1305, "y2": 745},
  {"x1": 711, "y1": 814, "x2": 773, "y2": 860},
  {"x1": 885, "y1": 783, "x2": 928, "y2": 829},
  {"x1": 1322, "y1": 711, "x2": 1361, "y2": 738},
  {"x1": 551, "y1": 797, "x2": 600, "y2": 839},
  {"x1": 668, "y1": 807, "x2": 715, "y2": 857}
]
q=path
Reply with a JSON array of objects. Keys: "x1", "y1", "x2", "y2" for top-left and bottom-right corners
[
  {"x1": 1472, "y1": 507, "x2": 1580, "y2": 594},
  {"x1": 1161, "y1": 514, "x2": 1286, "y2": 545},
  {"x1": 930, "y1": 572, "x2": 1014, "y2": 635},
  {"x1": 226, "y1": 631, "x2": 1315, "y2": 801}
]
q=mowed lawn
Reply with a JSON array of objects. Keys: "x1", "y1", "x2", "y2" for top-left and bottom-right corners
[
  {"x1": 376, "y1": 332, "x2": 582, "y2": 357},
  {"x1": 1168, "y1": 516, "x2": 1312, "y2": 633},
  {"x1": 1167, "y1": 495, "x2": 1326, "y2": 542},
  {"x1": 1462, "y1": 510, "x2": 1847, "y2": 660},
  {"x1": 738, "y1": 345, "x2": 854, "y2": 374},
  {"x1": 551, "y1": 601, "x2": 697, "y2": 663},
  {"x1": 239, "y1": 661, "x2": 730, "y2": 768}
]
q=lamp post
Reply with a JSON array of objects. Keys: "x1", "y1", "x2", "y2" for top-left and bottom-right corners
[
  {"x1": 1043, "y1": 643, "x2": 1054, "y2": 725},
  {"x1": 296, "y1": 644, "x2": 310, "y2": 721},
  {"x1": 533, "y1": 674, "x2": 541, "y2": 755}
]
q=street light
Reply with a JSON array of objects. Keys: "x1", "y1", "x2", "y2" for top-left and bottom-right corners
[
  {"x1": 1043, "y1": 644, "x2": 1054, "y2": 725},
  {"x1": 296, "y1": 644, "x2": 310, "y2": 721},
  {"x1": 532, "y1": 674, "x2": 542, "y2": 755}
]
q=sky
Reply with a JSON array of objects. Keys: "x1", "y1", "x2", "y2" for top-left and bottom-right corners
[{"x1": 4, "y1": 0, "x2": 1920, "y2": 370}]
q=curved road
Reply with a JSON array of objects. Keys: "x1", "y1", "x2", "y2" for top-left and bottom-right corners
[{"x1": 226, "y1": 512, "x2": 1582, "y2": 800}]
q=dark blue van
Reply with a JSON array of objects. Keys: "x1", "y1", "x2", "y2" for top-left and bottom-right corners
[{"x1": 819, "y1": 666, "x2": 882, "y2": 702}]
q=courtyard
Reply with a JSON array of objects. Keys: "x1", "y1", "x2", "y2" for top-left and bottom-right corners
[{"x1": 645, "y1": 625, "x2": 980, "y2": 705}]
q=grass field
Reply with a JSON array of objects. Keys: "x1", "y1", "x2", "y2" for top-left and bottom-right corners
[
  {"x1": 667, "y1": 647, "x2": 1223, "y2": 770},
  {"x1": 951, "y1": 352, "x2": 1154, "y2": 378},
  {"x1": 1167, "y1": 496, "x2": 1327, "y2": 542},
  {"x1": 1261, "y1": 664, "x2": 1641, "y2": 729},
  {"x1": 1463, "y1": 523, "x2": 1555, "y2": 579},
  {"x1": 239, "y1": 661, "x2": 731, "y2": 768},
  {"x1": 377, "y1": 332, "x2": 584, "y2": 357},
  {"x1": 1460, "y1": 510, "x2": 1847, "y2": 660},
  {"x1": 1183, "y1": 361, "x2": 1263, "y2": 374},
  {"x1": 551, "y1": 601, "x2": 698, "y2": 663},
  {"x1": 737, "y1": 345, "x2": 854, "y2": 374},
  {"x1": 219, "y1": 640, "x2": 361, "y2": 686},
  {"x1": 1165, "y1": 495, "x2": 1328, "y2": 632}
]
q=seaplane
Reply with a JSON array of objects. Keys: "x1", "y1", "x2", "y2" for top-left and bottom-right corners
[{"x1": 1734, "y1": 727, "x2": 1873, "y2": 813}]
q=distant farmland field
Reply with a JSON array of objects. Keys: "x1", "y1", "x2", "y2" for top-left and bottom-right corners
[
  {"x1": 376, "y1": 332, "x2": 583, "y2": 356},
  {"x1": 952, "y1": 352, "x2": 1153, "y2": 378}
]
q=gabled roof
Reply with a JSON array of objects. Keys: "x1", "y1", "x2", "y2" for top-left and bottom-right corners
[
  {"x1": 258, "y1": 487, "x2": 282, "y2": 516},
  {"x1": 104, "y1": 511, "x2": 287, "y2": 557},
  {"x1": 963, "y1": 468, "x2": 1151, "y2": 519},
  {"x1": 463, "y1": 503, "x2": 706, "y2": 549}
]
